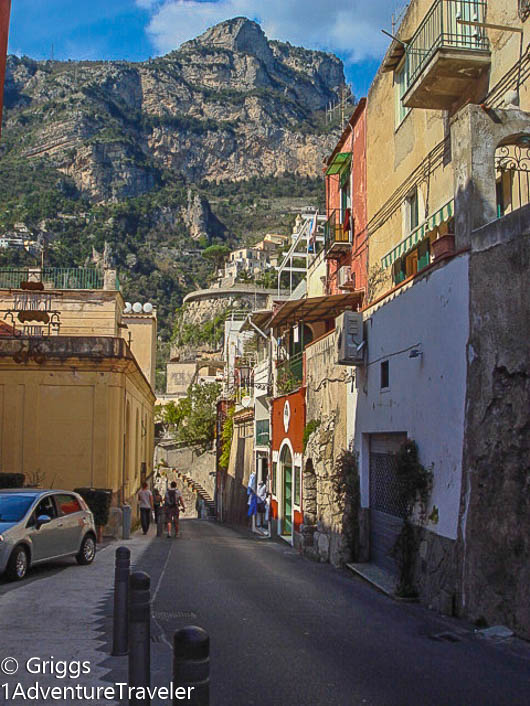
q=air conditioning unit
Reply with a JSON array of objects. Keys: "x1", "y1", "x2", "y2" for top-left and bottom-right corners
[
  {"x1": 336, "y1": 311, "x2": 365, "y2": 366},
  {"x1": 338, "y1": 266, "x2": 355, "y2": 290}
]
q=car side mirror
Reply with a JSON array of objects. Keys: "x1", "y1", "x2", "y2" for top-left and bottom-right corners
[{"x1": 36, "y1": 514, "x2": 51, "y2": 529}]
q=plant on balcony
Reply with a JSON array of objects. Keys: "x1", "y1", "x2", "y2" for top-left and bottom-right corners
[{"x1": 277, "y1": 366, "x2": 299, "y2": 395}]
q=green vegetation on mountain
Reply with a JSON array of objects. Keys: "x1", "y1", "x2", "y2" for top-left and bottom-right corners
[{"x1": 0, "y1": 17, "x2": 346, "y2": 390}]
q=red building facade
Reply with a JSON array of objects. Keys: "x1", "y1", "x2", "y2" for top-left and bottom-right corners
[
  {"x1": 325, "y1": 99, "x2": 368, "y2": 298},
  {"x1": 270, "y1": 388, "x2": 305, "y2": 545}
]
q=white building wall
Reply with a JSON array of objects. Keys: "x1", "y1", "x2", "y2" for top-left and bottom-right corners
[{"x1": 352, "y1": 254, "x2": 469, "y2": 541}]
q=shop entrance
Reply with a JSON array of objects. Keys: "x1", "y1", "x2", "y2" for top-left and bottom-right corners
[{"x1": 280, "y1": 445, "x2": 293, "y2": 536}]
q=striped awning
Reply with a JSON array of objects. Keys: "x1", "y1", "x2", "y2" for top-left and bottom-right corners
[{"x1": 381, "y1": 199, "x2": 454, "y2": 269}]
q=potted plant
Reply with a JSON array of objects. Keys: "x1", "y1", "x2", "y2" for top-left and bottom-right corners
[{"x1": 432, "y1": 233, "x2": 455, "y2": 260}]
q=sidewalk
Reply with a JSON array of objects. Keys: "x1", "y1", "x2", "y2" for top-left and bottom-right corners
[{"x1": 0, "y1": 530, "x2": 172, "y2": 705}]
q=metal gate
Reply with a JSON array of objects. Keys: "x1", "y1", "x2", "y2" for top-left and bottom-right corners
[{"x1": 369, "y1": 434, "x2": 407, "y2": 575}]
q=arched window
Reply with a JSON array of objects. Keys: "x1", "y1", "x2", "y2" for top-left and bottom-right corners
[{"x1": 495, "y1": 137, "x2": 530, "y2": 218}]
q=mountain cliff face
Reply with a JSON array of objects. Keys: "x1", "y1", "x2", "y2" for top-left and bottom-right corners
[
  {"x1": 0, "y1": 18, "x2": 344, "y2": 383},
  {"x1": 3, "y1": 17, "x2": 344, "y2": 203}
]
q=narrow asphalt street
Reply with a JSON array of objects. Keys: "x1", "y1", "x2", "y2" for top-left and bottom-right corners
[{"x1": 129, "y1": 518, "x2": 530, "y2": 706}]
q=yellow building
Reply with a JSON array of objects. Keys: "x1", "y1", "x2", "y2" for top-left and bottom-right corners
[
  {"x1": 0, "y1": 267, "x2": 156, "y2": 504},
  {"x1": 367, "y1": 0, "x2": 530, "y2": 297}
]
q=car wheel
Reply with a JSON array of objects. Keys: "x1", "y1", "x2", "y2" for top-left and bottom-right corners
[
  {"x1": 6, "y1": 545, "x2": 29, "y2": 581},
  {"x1": 76, "y1": 534, "x2": 96, "y2": 565}
]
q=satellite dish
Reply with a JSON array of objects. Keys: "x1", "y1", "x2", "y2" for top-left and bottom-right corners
[
  {"x1": 132, "y1": 302, "x2": 142, "y2": 313},
  {"x1": 241, "y1": 395, "x2": 252, "y2": 408},
  {"x1": 124, "y1": 302, "x2": 132, "y2": 313},
  {"x1": 143, "y1": 302, "x2": 153, "y2": 314}
]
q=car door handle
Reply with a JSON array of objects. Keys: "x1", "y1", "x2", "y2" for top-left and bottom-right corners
[{"x1": 56, "y1": 523, "x2": 64, "y2": 528}]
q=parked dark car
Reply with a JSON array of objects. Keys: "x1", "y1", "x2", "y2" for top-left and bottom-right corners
[{"x1": 0, "y1": 489, "x2": 97, "y2": 581}]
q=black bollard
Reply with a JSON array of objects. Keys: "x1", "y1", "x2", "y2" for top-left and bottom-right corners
[
  {"x1": 173, "y1": 626, "x2": 210, "y2": 706},
  {"x1": 112, "y1": 546, "x2": 130, "y2": 656},
  {"x1": 128, "y1": 572, "x2": 151, "y2": 706},
  {"x1": 156, "y1": 507, "x2": 164, "y2": 537}
]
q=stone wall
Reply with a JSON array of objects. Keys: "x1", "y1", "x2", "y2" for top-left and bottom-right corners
[
  {"x1": 154, "y1": 443, "x2": 216, "y2": 500},
  {"x1": 221, "y1": 412, "x2": 254, "y2": 525},
  {"x1": 303, "y1": 331, "x2": 353, "y2": 566},
  {"x1": 458, "y1": 205, "x2": 530, "y2": 638}
]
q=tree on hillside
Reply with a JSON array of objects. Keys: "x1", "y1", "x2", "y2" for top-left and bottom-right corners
[
  {"x1": 176, "y1": 382, "x2": 221, "y2": 450},
  {"x1": 155, "y1": 399, "x2": 189, "y2": 437},
  {"x1": 256, "y1": 269, "x2": 277, "y2": 289},
  {"x1": 201, "y1": 244, "x2": 231, "y2": 271}
]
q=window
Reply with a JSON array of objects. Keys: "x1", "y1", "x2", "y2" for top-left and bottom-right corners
[
  {"x1": 272, "y1": 462, "x2": 277, "y2": 496},
  {"x1": 294, "y1": 466, "x2": 301, "y2": 506},
  {"x1": 55, "y1": 494, "x2": 82, "y2": 516},
  {"x1": 395, "y1": 62, "x2": 411, "y2": 127},
  {"x1": 33, "y1": 496, "x2": 58, "y2": 522},
  {"x1": 380, "y1": 360, "x2": 389, "y2": 389}
]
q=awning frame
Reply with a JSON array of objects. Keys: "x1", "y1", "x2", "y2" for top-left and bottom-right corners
[{"x1": 267, "y1": 291, "x2": 364, "y2": 331}]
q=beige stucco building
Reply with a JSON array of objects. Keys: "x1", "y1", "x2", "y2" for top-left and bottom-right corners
[
  {"x1": 0, "y1": 268, "x2": 156, "y2": 503},
  {"x1": 367, "y1": 0, "x2": 530, "y2": 297}
]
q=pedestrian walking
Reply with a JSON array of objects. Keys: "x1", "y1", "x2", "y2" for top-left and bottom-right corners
[
  {"x1": 153, "y1": 487, "x2": 162, "y2": 525},
  {"x1": 137, "y1": 482, "x2": 154, "y2": 535},
  {"x1": 165, "y1": 481, "x2": 186, "y2": 538},
  {"x1": 195, "y1": 495, "x2": 204, "y2": 519}
]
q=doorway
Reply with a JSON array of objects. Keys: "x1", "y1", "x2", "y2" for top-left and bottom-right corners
[{"x1": 280, "y1": 444, "x2": 293, "y2": 537}]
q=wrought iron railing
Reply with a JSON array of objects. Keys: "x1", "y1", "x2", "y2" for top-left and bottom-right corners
[
  {"x1": 496, "y1": 142, "x2": 530, "y2": 218},
  {"x1": 406, "y1": 0, "x2": 489, "y2": 88},
  {"x1": 324, "y1": 209, "x2": 352, "y2": 251},
  {"x1": 0, "y1": 267, "x2": 104, "y2": 290},
  {"x1": 256, "y1": 419, "x2": 270, "y2": 446}
]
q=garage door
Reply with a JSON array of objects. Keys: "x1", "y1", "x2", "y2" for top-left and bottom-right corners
[{"x1": 369, "y1": 433, "x2": 407, "y2": 575}]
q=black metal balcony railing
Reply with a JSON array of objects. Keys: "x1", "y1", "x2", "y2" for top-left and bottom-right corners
[
  {"x1": 324, "y1": 209, "x2": 352, "y2": 251},
  {"x1": 406, "y1": 0, "x2": 489, "y2": 88}
]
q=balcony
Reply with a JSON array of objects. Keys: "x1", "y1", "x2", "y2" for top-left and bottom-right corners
[
  {"x1": 402, "y1": 0, "x2": 490, "y2": 110},
  {"x1": 276, "y1": 351, "x2": 304, "y2": 395},
  {"x1": 0, "y1": 267, "x2": 105, "y2": 290},
  {"x1": 324, "y1": 209, "x2": 352, "y2": 258}
]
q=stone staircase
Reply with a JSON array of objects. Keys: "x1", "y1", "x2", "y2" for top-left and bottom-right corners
[{"x1": 175, "y1": 469, "x2": 216, "y2": 518}]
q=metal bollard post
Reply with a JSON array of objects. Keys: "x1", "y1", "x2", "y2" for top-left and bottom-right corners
[
  {"x1": 173, "y1": 626, "x2": 210, "y2": 706},
  {"x1": 112, "y1": 546, "x2": 130, "y2": 656},
  {"x1": 128, "y1": 572, "x2": 151, "y2": 706},
  {"x1": 122, "y1": 503, "x2": 132, "y2": 540},
  {"x1": 157, "y1": 507, "x2": 164, "y2": 537}
]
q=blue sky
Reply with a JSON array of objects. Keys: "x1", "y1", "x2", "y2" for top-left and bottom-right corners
[{"x1": 8, "y1": 0, "x2": 404, "y2": 97}]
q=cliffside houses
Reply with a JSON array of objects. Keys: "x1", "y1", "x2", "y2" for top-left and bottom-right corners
[
  {"x1": 214, "y1": 233, "x2": 290, "y2": 288},
  {"x1": 216, "y1": 0, "x2": 530, "y2": 639}
]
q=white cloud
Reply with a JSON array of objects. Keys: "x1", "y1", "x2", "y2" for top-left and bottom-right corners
[{"x1": 136, "y1": 0, "x2": 399, "y2": 65}]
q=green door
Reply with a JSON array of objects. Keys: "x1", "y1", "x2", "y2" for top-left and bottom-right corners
[{"x1": 283, "y1": 465, "x2": 292, "y2": 535}]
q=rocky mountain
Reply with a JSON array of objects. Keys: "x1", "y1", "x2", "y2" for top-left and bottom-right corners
[
  {"x1": 3, "y1": 17, "x2": 344, "y2": 203},
  {"x1": 0, "y1": 17, "x2": 346, "y2": 387}
]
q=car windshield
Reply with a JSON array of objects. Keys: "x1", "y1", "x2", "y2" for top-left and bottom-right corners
[{"x1": 0, "y1": 494, "x2": 37, "y2": 523}]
